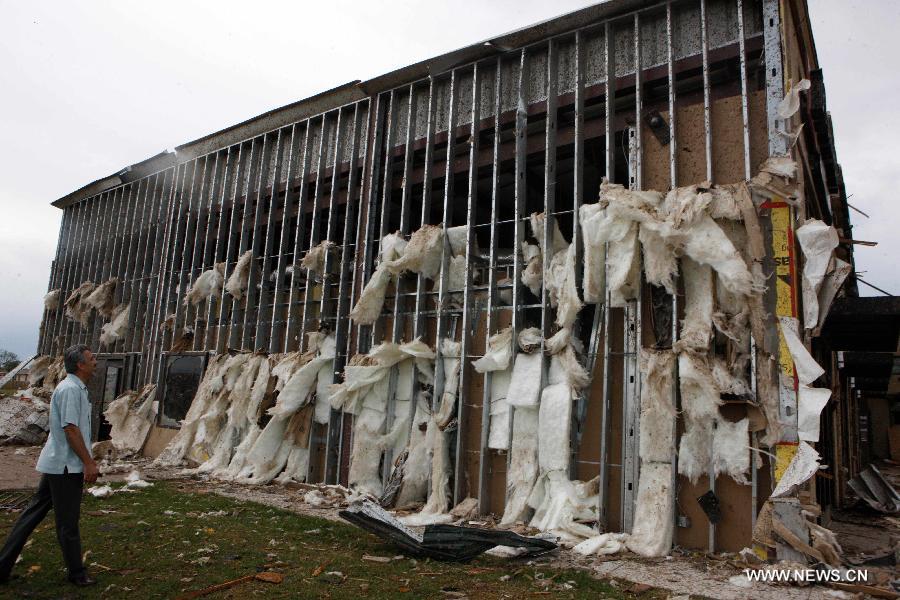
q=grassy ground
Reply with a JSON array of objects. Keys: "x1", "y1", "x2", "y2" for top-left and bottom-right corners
[{"x1": 0, "y1": 480, "x2": 661, "y2": 599}]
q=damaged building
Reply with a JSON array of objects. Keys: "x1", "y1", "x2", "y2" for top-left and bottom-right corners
[{"x1": 28, "y1": 0, "x2": 882, "y2": 560}]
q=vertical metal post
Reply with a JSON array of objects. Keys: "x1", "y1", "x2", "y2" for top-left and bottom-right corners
[
  {"x1": 84, "y1": 189, "x2": 113, "y2": 348},
  {"x1": 477, "y1": 58, "x2": 503, "y2": 514},
  {"x1": 505, "y1": 49, "x2": 528, "y2": 504},
  {"x1": 571, "y1": 30, "x2": 587, "y2": 480},
  {"x1": 158, "y1": 161, "x2": 193, "y2": 360},
  {"x1": 206, "y1": 148, "x2": 237, "y2": 351},
  {"x1": 763, "y1": 0, "x2": 787, "y2": 157},
  {"x1": 191, "y1": 151, "x2": 224, "y2": 349},
  {"x1": 228, "y1": 138, "x2": 260, "y2": 350},
  {"x1": 284, "y1": 124, "x2": 314, "y2": 352},
  {"x1": 431, "y1": 69, "x2": 458, "y2": 418},
  {"x1": 412, "y1": 78, "x2": 436, "y2": 340},
  {"x1": 268, "y1": 126, "x2": 301, "y2": 353},
  {"x1": 214, "y1": 143, "x2": 247, "y2": 354},
  {"x1": 598, "y1": 18, "x2": 619, "y2": 530},
  {"x1": 453, "y1": 63, "x2": 480, "y2": 505},
  {"x1": 141, "y1": 168, "x2": 175, "y2": 383},
  {"x1": 382, "y1": 84, "x2": 418, "y2": 484},
  {"x1": 146, "y1": 166, "x2": 181, "y2": 383},
  {"x1": 241, "y1": 134, "x2": 275, "y2": 350},
  {"x1": 298, "y1": 116, "x2": 331, "y2": 353},
  {"x1": 254, "y1": 129, "x2": 289, "y2": 350},
  {"x1": 171, "y1": 158, "x2": 207, "y2": 352},
  {"x1": 124, "y1": 175, "x2": 157, "y2": 355}
]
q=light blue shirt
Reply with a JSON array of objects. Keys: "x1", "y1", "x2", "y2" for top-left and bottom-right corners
[{"x1": 36, "y1": 373, "x2": 92, "y2": 474}]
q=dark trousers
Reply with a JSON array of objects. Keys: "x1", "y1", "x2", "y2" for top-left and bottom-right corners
[{"x1": 0, "y1": 472, "x2": 85, "y2": 580}]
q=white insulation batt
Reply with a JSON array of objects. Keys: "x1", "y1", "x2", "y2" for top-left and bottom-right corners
[
  {"x1": 795, "y1": 219, "x2": 839, "y2": 329},
  {"x1": 44, "y1": 289, "x2": 61, "y2": 311},
  {"x1": 99, "y1": 303, "x2": 130, "y2": 347},
  {"x1": 83, "y1": 278, "x2": 118, "y2": 319},
  {"x1": 300, "y1": 240, "x2": 335, "y2": 275},
  {"x1": 64, "y1": 281, "x2": 97, "y2": 326},
  {"x1": 102, "y1": 384, "x2": 158, "y2": 456},
  {"x1": 185, "y1": 263, "x2": 225, "y2": 306},
  {"x1": 472, "y1": 327, "x2": 513, "y2": 451},
  {"x1": 626, "y1": 462, "x2": 675, "y2": 557},
  {"x1": 225, "y1": 250, "x2": 253, "y2": 300}
]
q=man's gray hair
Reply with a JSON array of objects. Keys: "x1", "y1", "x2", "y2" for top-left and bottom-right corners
[{"x1": 64, "y1": 344, "x2": 90, "y2": 374}]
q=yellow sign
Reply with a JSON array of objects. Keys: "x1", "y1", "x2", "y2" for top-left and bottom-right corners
[{"x1": 770, "y1": 203, "x2": 796, "y2": 379}]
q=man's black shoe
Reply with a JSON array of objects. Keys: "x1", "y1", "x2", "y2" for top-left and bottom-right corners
[{"x1": 67, "y1": 572, "x2": 96, "y2": 587}]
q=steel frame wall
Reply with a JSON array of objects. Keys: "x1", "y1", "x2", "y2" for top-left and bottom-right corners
[{"x1": 38, "y1": 0, "x2": 781, "y2": 537}]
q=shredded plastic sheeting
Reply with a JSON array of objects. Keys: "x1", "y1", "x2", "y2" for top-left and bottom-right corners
[
  {"x1": 99, "y1": 303, "x2": 131, "y2": 347},
  {"x1": 816, "y1": 257, "x2": 852, "y2": 330},
  {"x1": 778, "y1": 317, "x2": 824, "y2": 385},
  {"x1": 185, "y1": 263, "x2": 225, "y2": 306},
  {"x1": 795, "y1": 219, "x2": 839, "y2": 329},
  {"x1": 776, "y1": 78, "x2": 811, "y2": 119},
  {"x1": 64, "y1": 281, "x2": 97, "y2": 326},
  {"x1": 771, "y1": 441, "x2": 820, "y2": 498},
  {"x1": 638, "y1": 350, "x2": 676, "y2": 463},
  {"x1": 712, "y1": 417, "x2": 750, "y2": 484},
  {"x1": 506, "y1": 352, "x2": 543, "y2": 408},
  {"x1": 43, "y1": 289, "x2": 61, "y2": 311},
  {"x1": 84, "y1": 278, "x2": 118, "y2": 318},
  {"x1": 798, "y1": 385, "x2": 831, "y2": 443},
  {"x1": 104, "y1": 384, "x2": 158, "y2": 456},
  {"x1": 225, "y1": 250, "x2": 253, "y2": 300},
  {"x1": 301, "y1": 240, "x2": 335, "y2": 275}
]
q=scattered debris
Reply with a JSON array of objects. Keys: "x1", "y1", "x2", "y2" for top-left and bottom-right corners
[
  {"x1": 848, "y1": 464, "x2": 900, "y2": 513},
  {"x1": 340, "y1": 499, "x2": 557, "y2": 562}
]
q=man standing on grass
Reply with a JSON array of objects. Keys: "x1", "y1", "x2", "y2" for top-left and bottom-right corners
[{"x1": 0, "y1": 344, "x2": 99, "y2": 587}]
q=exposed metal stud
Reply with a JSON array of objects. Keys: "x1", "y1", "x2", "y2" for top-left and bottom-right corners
[
  {"x1": 171, "y1": 157, "x2": 208, "y2": 353},
  {"x1": 298, "y1": 116, "x2": 331, "y2": 353},
  {"x1": 284, "y1": 124, "x2": 314, "y2": 352},
  {"x1": 453, "y1": 62, "x2": 481, "y2": 505},
  {"x1": 327, "y1": 101, "x2": 369, "y2": 484},
  {"x1": 597, "y1": 17, "x2": 619, "y2": 529},
  {"x1": 214, "y1": 142, "x2": 248, "y2": 354},
  {"x1": 254, "y1": 129, "x2": 290, "y2": 350},
  {"x1": 431, "y1": 68, "x2": 459, "y2": 424},
  {"x1": 157, "y1": 161, "x2": 194, "y2": 362},
  {"x1": 84, "y1": 189, "x2": 114, "y2": 348},
  {"x1": 141, "y1": 168, "x2": 176, "y2": 383},
  {"x1": 505, "y1": 49, "x2": 528, "y2": 505},
  {"x1": 268, "y1": 126, "x2": 301, "y2": 353},
  {"x1": 206, "y1": 149, "x2": 237, "y2": 351},
  {"x1": 382, "y1": 84, "x2": 418, "y2": 483},
  {"x1": 228, "y1": 138, "x2": 260, "y2": 350},
  {"x1": 191, "y1": 151, "x2": 225, "y2": 350},
  {"x1": 241, "y1": 134, "x2": 276, "y2": 351},
  {"x1": 477, "y1": 58, "x2": 503, "y2": 515},
  {"x1": 124, "y1": 175, "x2": 158, "y2": 355},
  {"x1": 412, "y1": 78, "x2": 437, "y2": 340}
]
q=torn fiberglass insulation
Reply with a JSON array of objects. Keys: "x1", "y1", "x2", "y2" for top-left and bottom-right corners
[
  {"x1": 471, "y1": 327, "x2": 514, "y2": 451},
  {"x1": 638, "y1": 350, "x2": 676, "y2": 463},
  {"x1": 43, "y1": 289, "x2": 61, "y2": 311},
  {"x1": 300, "y1": 240, "x2": 335, "y2": 276},
  {"x1": 102, "y1": 384, "x2": 157, "y2": 456},
  {"x1": 225, "y1": 250, "x2": 253, "y2": 300},
  {"x1": 626, "y1": 462, "x2": 674, "y2": 557},
  {"x1": 184, "y1": 263, "x2": 225, "y2": 306},
  {"x1": 795, "y1": 219, "x2": 839, "y2": 329},
  {"x1": 99, "y1": 303, "x2": 130, "y2": 347},
  {"x1": 64, "y1": 281, "x2": 97, "y2": 326},
  {"x1": 26, "y1": 356, "x2": 52, "y2": 387},
  {"x1": 712, "y1": 417, "x2": 750, "y2": 484},
  {"x1": 83, "y1": 278, "x2": 118, "y2": 318}
]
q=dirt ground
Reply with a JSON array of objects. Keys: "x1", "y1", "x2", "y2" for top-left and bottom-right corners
[
  {"x1": 1, "y1": 447, "x2": 893, "y2": 599},
  {"x1": 0, "y1": 444, "x2": 130, "y2": 489}
]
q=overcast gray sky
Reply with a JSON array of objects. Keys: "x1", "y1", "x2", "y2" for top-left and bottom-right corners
[{"x1": 0, "y1": 0, "x2": 896, "y2": 360}]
